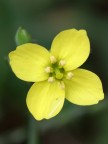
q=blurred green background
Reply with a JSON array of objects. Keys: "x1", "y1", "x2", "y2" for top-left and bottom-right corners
[{"x1": 0, "y1": 0, "x2": 108, "y2": 144}]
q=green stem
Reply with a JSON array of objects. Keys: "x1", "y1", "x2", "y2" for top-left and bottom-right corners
[{"x1": 27, "y1": 116, "x2": 39, "y2": 144}]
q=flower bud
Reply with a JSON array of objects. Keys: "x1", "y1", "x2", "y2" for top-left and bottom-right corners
[{"x1": 15, "y1": 27, "x2": 31, "y2": 46}]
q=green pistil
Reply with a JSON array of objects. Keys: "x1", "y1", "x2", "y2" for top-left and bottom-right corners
[
  {"x1": 54, "y1": 67, "x2": 64, "y2": 80},
  {"x1": 47, "y1": 62, "x2": 65, "y2": 80}
]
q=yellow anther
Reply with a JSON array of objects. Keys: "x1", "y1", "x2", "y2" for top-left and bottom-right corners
[
  {"x1": 59, "y1": 60, "x2": 66, "y2": 67},
  {"x1": 45, "y1": 67, "x2": 51, "y2": 73},
  {"x1": 48, "y1": 77, "x2": 55, "y2": 83},
  {"x1": 59, "y1": 81, "x2": 65, "y2": 90},
  {"x1": 50, "y1": 55, "x2": 57, "y2": 63},
  {"x1": 66, "y1": 72, "x2": 74, "y2": 80}
]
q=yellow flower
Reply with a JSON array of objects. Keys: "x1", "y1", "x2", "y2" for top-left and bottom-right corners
[{"x1": 9, "y1": 29, "x2": 104, "y2": 120}]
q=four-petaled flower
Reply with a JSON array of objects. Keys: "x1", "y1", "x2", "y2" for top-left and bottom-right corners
[{"x1": 9, "y1": 29, "x2": 104, "y2": 120}]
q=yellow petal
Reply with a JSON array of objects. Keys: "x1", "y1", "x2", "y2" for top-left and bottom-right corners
[
  {"x1": 9, "y1": 43, "x2": 50, "y2": 82},
  {"x1": 26, "y1": 80, "x2": 65, "y2": 120},
  {"x1": 51, "y1": 29, "x2": 90, "y2": 71},
  {"x1": 64, "y1": 69, "x2": 104, "y2": 105}
]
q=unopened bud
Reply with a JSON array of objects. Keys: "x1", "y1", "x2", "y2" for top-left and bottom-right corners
[{"x1": 15, "y1": 27, "x2": 31, "y2": 46}]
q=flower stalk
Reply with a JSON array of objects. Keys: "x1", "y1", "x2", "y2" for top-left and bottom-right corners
[{"x1": 27, "y1": 116, "x2": 39, "y2": 144}]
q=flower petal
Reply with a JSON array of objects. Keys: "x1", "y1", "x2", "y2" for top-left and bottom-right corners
[
  {"x1": 26, "y1": 80, "x2": 65, "y2": 120},
  {"x1": 51, "y1": 29, "x2": 90, "y2": 71},
  {"x1": 64, "y1": 69, "x2": 104, "y2": 105},
  {"x1": 9, "y1": 43, "x2": 50, "y2": 82}
]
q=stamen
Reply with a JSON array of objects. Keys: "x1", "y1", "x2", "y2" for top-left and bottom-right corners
[
  {"x1": 59, "y1": 81, "x2": 65, "y2": 89},
  {"x1": 45, "y1": 66, "x2": 51, "y2": 73},
  {"x1": 59, "y1": 60, "x2": 66, "y2": 67},
  {"x1": 48, "y1": 77, "x2": 55, "y2": 83},
  {"x1": 66, "y1": 72, "x2": 74, "y2": 80},
  {"x1": 50, "y1": 55, "x2": 57, "y2": 63}
]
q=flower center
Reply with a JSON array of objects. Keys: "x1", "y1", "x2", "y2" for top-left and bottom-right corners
[
  {"x1": 45, "y1": 55, "x2": 73, "y2": 82},
  {"x1": 53, "y1": 65, "x2": 64, "y2": 80}
]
